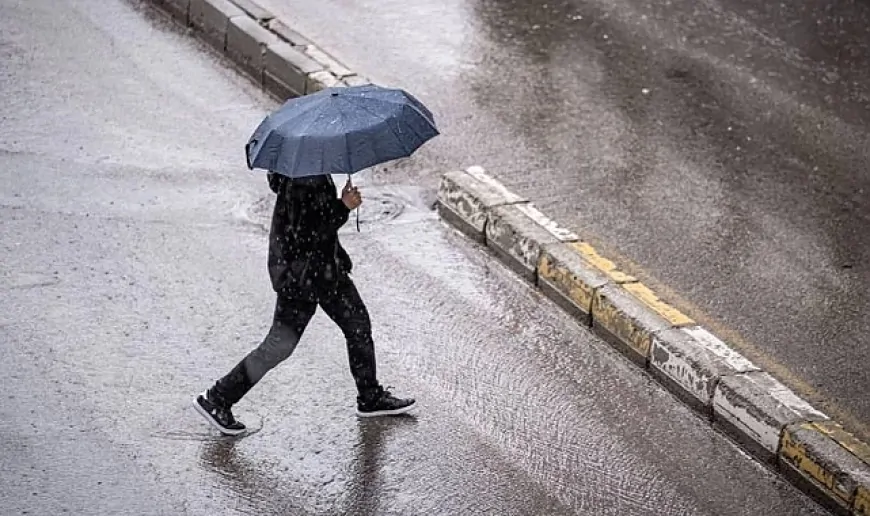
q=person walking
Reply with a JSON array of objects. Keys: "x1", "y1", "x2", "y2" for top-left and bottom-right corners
[{"x1": 194, "y1": 172, "x2": 415, "y2": 436}]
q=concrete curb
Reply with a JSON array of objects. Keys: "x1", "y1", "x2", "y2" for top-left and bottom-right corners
[
  {"x1": 144, "y1": 0, "x2": 372, "y2": 102},
  {"x1": 436, "y1": 166, "x2": 870, "y2": 516}
]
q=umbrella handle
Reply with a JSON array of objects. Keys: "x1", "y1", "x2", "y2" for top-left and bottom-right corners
[
  {"x1": 347, "y1": 174, "x2": 361, "y2": 232},
  {"x1": 244, "y1": 140, "x2": 255, "y2": 170}
]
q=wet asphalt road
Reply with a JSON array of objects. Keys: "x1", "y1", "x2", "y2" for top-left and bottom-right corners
[
  {"x1": 256, "y1": 0, "x2": 870, "y2": 440},
  {"x1": 0, "y1": 0, "x2": 837, "y2": 514}
]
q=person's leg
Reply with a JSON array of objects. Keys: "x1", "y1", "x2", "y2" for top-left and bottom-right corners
[
  {"x1": 194, "y1": 295, "x2": 316, "y2": 434},
  {"x1": 317, "y1": 276, "x2": 378, "y2": 393},
  {"x1": 213, "y1": 295, "x2": 317, "y2": 404},
  {"x1": 318, "y1": 276, "x2": 415, "y2": 416}
]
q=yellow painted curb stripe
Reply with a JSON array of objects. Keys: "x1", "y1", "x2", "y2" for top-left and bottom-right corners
[
  {"x1": 855, "y1": 485, "x2": 870, "y2": 516},
  {"x1": 809, "y1": 421, "x2": 870, "y2": 467},
  {"x1": 566, "y1": 242, "x2": 694, "y2": 327},
  {"x1": 623, "y1": 282, "x2": 695, "y2": 327},
  {"x1": 537, "y1": 252, "x2": 596, "y2": 312},
  {"x1": 569, "y1": 242, "x2": 636, "y2": 283},
  {"x1": 592, "y1": 289, "x2": 652, "y2": 357},
  {"x1": 781, "y1": 424, "x2": 853, "y2": 505}
]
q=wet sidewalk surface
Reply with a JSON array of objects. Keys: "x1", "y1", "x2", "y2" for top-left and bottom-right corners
[
  {"x1": 255, "y1": 0, "x2": 870, "y2": 442},
  {"x1": 0, "y1": 0, "x2": 831, "y2": 514}
]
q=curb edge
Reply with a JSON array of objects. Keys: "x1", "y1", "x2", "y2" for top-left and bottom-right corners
[
  {"x1": 436, "y1": 166, "x2": 870, "y2": 516},
  {"x1": 145, "y1": 0, "x2": 372, "y2": 102}
]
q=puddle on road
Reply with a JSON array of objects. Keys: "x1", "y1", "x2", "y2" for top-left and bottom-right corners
[
  {"x1": 151, "y1": 408, "x2": 264, "y2": 442},
  {"x1": 231, "y1": 195, "x2": 272, "y2": 233},
  {"x1": 231, "y1": 184, "x2": 437, "y2": 235}
]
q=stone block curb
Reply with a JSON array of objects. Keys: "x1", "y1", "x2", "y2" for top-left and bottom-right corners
[
  {"x1": 435, "y1": 167, "x2": 526, "y2": 243},
  {"x1": 189, "y1": 0, "x2": 244, "y2": 52},
  {"x1": 780, "y1": 422, "x2": 870, "y2": 515},
  {"x1": 343, "y1": 75, "x2": 374, "y2": 87},
  {"x1": 485, "y1": 205, "x2": 563, "y2": 283},
  {"x1": 435, "y1": 165, "x2": 870, "y2": 514},
  {"x1": 264, "y1": 41, "x2": 321, "y2": 98},
  {"x1": 537, "y1": 242, "x2": 610, "y2": 326},
  {"x1": 226, "y1": 15, "x2": 279, "y2": 83},
  {"x1": 307, "y1": 70, "x2": 341, "y2": 93},
  {"x1": 144, "y1": 0, "x2": 372, "y2": 104},
  {"x1": 229, "y1": 0, "x2": 274, "y2": 23},
  {"x1": 650, "y1": 326, "x2": 759, "y2": 417},
  {"x1": 713, "y1": 371, "x2": 829, "y2": 464},
  {"x1": 268, "y1": 19, "x2": 312, "y2": 47},
  {"x1": 160, "y1": 0, "x2": 190, "y2": 24},
  {"x1": 304, "y1": 45, "x2": 355, "y2": 79},
  {"x1": 592, "y1": 283, "x2": 672, "y2": 366},
  {"x1": 857, "y1": 485, "x2": 870, "y2": 516},
  {"x1": 568, "y1": 241, "x2": 637, "y2": 284}
]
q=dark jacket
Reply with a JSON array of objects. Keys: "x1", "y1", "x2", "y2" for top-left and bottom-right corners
[{"x1": 266, "y1": 173, "x2": 353, "y2": 302}]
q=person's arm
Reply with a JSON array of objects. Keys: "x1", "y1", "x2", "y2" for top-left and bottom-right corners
[{"x1": 285, "y1": 179, "x2": 351, "y2": 235}]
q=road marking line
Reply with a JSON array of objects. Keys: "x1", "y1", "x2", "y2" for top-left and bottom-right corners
[
  {"x1": 811, "y1": 421, "x2": 870, "y2": 466},
  {"x1": 780, "y1": 423, "x2": 866, "y2": 508},
  {"x1": 569, "y1": 242, "x2": 636, "y2": 283},
  {"x1": 622, "y1": 282, "x2": 695, "y2": 327},
  {"x1": 515, "y1": 203, "x2": 579, "y2": 242}
]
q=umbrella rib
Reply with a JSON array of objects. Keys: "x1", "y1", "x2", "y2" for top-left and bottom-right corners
[
  {"x1": 269, "y1": 96, "x2": 325, "y2": 129},
  {"x1": 351, "y1": 98, "x2": 391, "y2": 124},
  {"x1": 289, "y1": 105, "x2": 328, "y2": 176},
  {"x1": 352, "y1": 100, "x2": 413, "y2": 156},
  {"x1": 355, "y1": 96, "x2": 435, "y2": 154},
  {"x1": 364, "y1": 95, "x2": 435, "y2": 123},
  {"x1": 351, "y1": 91, "x2": 435, "y2": 124},
  {"x1": 337, "y1": 100, "x2": 353, "y2": 173},
  {"x1": 399, "y1": 104, "x2": 427, "y2": 150},
  {"x1": 343, "y1": 129, "x2": 353, "y2": 174}
]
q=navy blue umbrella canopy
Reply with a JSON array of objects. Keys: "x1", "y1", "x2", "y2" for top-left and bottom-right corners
[{"x1": 245, "y1": 84, "x2": 439, "y2": 178}]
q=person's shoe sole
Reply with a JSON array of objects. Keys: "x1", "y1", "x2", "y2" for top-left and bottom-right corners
[
  {"x1": 356, "y1": 403, "x2": 415, "y2": 418},
  {"x1": 192, "y1": 395, "x2": 247, "y2": 436}
]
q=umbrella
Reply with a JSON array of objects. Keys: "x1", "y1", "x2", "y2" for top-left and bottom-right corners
[{"x1": 245, "y1": 84, "x2": 439, "y2": 178}]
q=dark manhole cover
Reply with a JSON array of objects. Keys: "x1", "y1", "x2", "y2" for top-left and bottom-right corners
[
  {"x1": 354, "y1": 191, "x2": 404, "y2": 226},
  {"x1": 238, "y1": 189, "x2": 407, "y2": 232}
]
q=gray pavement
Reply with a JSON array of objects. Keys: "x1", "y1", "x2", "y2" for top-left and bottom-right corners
[
  {"x1": 0, "y1": 0, "x2": 834, "y2": 514},
  {"x1": 254, "y1": 0, "x2": 870, "y2": 441}
]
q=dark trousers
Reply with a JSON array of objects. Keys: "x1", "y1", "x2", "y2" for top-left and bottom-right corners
[{"x1": 211, "y1": 275, "x2": 378, "y2": 407}]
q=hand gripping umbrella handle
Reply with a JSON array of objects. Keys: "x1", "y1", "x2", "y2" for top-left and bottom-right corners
[{"x1": 348, "y1": 174, "x2": 361, "y2": 232}]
